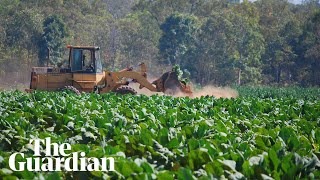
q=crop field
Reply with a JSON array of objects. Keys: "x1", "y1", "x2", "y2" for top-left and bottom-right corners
[{"x1": 0, "y1": 87, "x2": 319, "y2": 179}]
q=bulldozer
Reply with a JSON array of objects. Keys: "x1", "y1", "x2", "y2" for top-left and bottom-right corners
[{"x1": 26, "y1": 45, "x2": 192, "y2": 96}]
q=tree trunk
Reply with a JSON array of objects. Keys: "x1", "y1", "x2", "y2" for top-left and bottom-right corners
[
  {"x1": 312, "y1": 61, "x2": 319, "y2": 86},
  {"x1": 213, "y1": 59, "x2": 216, "y2": 84},
  {"x1": 277, "y1": 65, "x2": 281, "y2": 84},
  {"x1": 312, "y1": 62, "x2": 320, "y2": 86},
  {"x1": 238, "y1": 68, "x2": 241, "y2": 85},
  {"x1": 110, "y1": 25, "x2": 118, "y2": 70}
]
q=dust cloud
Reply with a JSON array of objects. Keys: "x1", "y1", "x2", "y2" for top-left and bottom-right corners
[
  {"x1": 129, "y1": 83, "x2": 164, "y2": 96},
  {"x1": 131, "y1": 83, "x2": 238, "y2": 99},
  {"x1": 138, "y1": 72, "x2": 238, "y2": 98},
  {"x1": 192, "y1": 86, "x2": 238, "y2": 98}
]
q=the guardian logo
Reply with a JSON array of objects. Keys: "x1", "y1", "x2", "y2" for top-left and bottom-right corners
[{"x1": 9, "y1": 138, "x2": 115, "y2": 172}]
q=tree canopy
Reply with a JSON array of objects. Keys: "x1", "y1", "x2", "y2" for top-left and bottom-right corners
[
  {"x1": 38, "y1": 15, "x2": 68, "y2": 66},
  {"x1": 0, "y1": 0, "x2": 320, "y2": 87}
]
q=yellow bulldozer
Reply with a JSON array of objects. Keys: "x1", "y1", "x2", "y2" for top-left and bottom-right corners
[{"x1": 26, "y1": 45, "x2": 192, "y2": 96}]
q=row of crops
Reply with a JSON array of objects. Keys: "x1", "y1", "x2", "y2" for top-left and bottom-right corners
[
  {"x1": 236, "y1": 86, "x2": 320, "y2": 99},
  {"x1": 0, "y1": 87, "x2": 319, "y2": 179}
]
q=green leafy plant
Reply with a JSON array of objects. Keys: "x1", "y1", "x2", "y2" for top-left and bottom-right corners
[{"x1": 0, "y1": 88, "x2": 319, "y2": 179}]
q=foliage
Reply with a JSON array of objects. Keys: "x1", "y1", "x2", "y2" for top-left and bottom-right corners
[
  {"x1": 0, "y1": 0, "x2": 320, "y2": 86},
  {"x1": 191, "y1": 12, "x2": 235, "y2": 85},
  {"x1": 0, "y1": 89, "x2": 319, "y2": 179},
  {"x1": 172, "y1": 64, "x2": 190, "y2": 83},
  {"x1": 256, "y1": 0, "x2": 299, "y2": 84},
  {"x1": 235, "y1": 86, "x2": 320, "y2": 99},
  {"x1": 38, "y1": 15, "x2": 68, "y2": 66},
  {"x1": 298, "y1": 11, "x2": 320, "y2": 86},
  {"x1": 159, "y1": 13, "x2": 199, "y2": 66},
  {"x1": 230, "y1": 1, "x2": 265, "y2": 85},
  {"x1": 115, "y1": 11, "x2": 160, "y2": 69}
]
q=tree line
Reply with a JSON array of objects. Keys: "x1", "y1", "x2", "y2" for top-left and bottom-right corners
[{"x1": 0, "y1": 0, "x2": 319, "y2": 87}]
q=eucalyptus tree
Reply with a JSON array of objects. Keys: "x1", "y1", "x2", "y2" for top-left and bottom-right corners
[
  {"x1": 159, "y1": 13, "x2": 199, "y2": 66},
  {"x1": 38, "y1": 15, "x2": 68, "y2": 66}
]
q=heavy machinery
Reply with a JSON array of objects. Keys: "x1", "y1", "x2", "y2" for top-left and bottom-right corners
[{"x1": 26, "y1": 45, "x2": 192, "y2": 96}]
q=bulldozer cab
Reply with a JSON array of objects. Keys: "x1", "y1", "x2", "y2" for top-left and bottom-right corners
[{"x1": 68, "y1": 45, "x2": 103, "y2": 74}]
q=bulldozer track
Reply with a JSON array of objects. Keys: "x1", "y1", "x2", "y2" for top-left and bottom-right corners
[{"x1": 114, "y1": 86, "x2": 137, "y2": 95}]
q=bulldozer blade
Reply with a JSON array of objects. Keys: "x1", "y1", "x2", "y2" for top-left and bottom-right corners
[{"x1": 153, "y1": 71, "x2": 192, "y2": 96}]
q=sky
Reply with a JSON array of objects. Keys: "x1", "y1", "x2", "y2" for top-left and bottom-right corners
[{"x1": 290, "y1": 0, "x2": 302, "y2": 4}]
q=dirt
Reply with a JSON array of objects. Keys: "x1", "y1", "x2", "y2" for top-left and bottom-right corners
[
  {"x1": 131, "y1": 83, "x2": 238, "y2": 98},
  {"x1": 192, "y1": 86, "x2": 238, "y2": 98},
  {"x1": 129, "y1": 83, "x2": 163, "y2": 96}
]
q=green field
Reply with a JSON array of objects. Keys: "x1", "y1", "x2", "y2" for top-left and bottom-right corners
[{"x1": 0, "y1": 87, "x2": 319, "y2": 179}]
